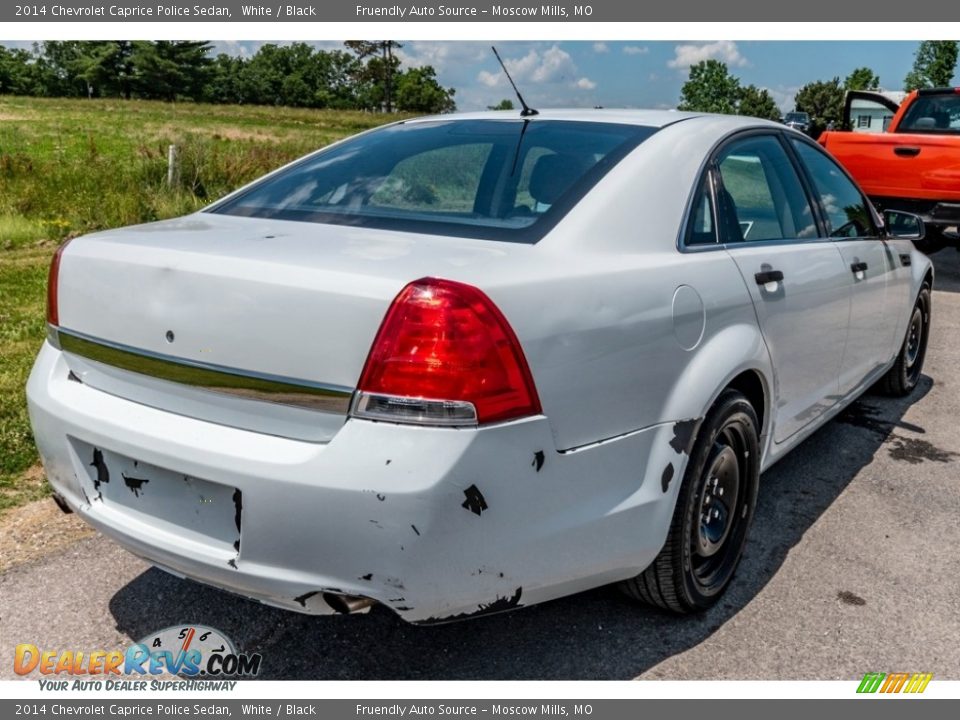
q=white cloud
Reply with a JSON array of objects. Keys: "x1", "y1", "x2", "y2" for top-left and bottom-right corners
[
  {"x1": 622, "y1": 46, "x2": 649, "y2": 56},
  {"x1": 533, "y1": 45, "x2": 578, "y2": 83},
  {"x1": 667, "y1": 41, "x2": 747, "y2": 69},
  {"x1": 766, "y1": 85, "x2": 801, "y2": 112},
  {"x1": 593, "y1": 42, "x2": 609, "y2": 54},
  {"x1": 474, "y1": 44, "x2": 597, "y2": 108},
  {"x1": 478, "y1": 45, "x2": 580, "y2": 87},
  {"x1": 396, "y1": 41, "x2": 490, "y2": 74}
]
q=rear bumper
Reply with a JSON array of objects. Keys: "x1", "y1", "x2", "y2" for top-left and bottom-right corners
[{"x1": 27, "y1": 342, "x2": 682, "y2": 623}]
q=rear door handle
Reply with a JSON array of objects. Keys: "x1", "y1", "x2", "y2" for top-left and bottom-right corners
[
  {"x1": 900, "y1": 253, "x2": 912, "y2": 267},
  {"x1": 894, "y1": 146, "x2": 921, "y2": 157},
  {"x1": 851, "y1": 261, "x2": 868, "y2": 273},
  {"x1": 754, "y1": 270, "x2": 784, "y2": 285}
]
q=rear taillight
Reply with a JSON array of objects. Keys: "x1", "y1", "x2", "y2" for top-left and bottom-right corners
[
  {"x1": 352, "y1": 278, "x2": 541, "y2": 427},
  {"x1": 46, "y1": 239, "x2": 72, "y2": 327}
]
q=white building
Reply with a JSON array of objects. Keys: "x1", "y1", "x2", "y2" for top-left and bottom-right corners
[{"x1": 850, "y1": 91, "x2": 907, "y2": 133}]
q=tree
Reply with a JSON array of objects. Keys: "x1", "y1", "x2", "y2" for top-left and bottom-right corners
[
  {"x1": 737, "y1": 85, "x2": 781, "y2": 120},
  {"x1": 204, "y1": 53, "x2": 246, "y2": 104},
  {"x1": 488, "y1": 98, "x2": 514, "y2": 110},
  {"x1": 312, "y1": 50, "x2": 363, "y2": 109},
  {"x1": 678, "y1": 60, "x2": 741, "y2": 115},
  {"x1": 795, "y1": 77, "x2": 845, "y2": 136},
  {"x1": 131, "y1": 41, "x2": 212, "y2": 101},
  {"x1": 844, "y1": 66, "x2": 880, "y2": 91},
  {"x1": 77, "y1": 42, "x2": 135, "y2": 98},
  {"x1": 0, "y1": 45, "x2": 38, "y2": 95},
  {"x1": 345, "y1": 40, "x2": 402, "y2": 112},
  {"x1": 394, "y1": 66, "x2": 456, "y2": 113},
  {"x1": 36, "y1": 41, "x2": 88, "y2": 96},
  {"x1": 904, "y1": 41, "x2": 958, "y2": 90}
]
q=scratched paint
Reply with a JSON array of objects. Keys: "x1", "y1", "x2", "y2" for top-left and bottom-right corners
[
  {"x1": 461, "y1": 485, "x2": 488, "y2": 516},
  {"x1": 532, "y1": 451, "x2": 545, "y2": 472},
  {"x1": 121, "y1": 473, "x2": 149, "y2": 498},
  {"x1": 670, "y1": 418, "x2": 701, "y2": 455},
  {"x1": 90, "y1": 448, "x2": 109, "y2": 496},
  {"x1": 661, "y1": 463, "x2": 675, "y2": 493},
  {"x1": 293, "y1": 590, "x2": 319, "y2": 608}
]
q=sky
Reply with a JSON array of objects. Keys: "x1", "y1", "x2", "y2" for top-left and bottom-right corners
[
  {"x1": 208, "y1": 40, "x2": 960, "y2": 111},
  {"x1": 5, "y1": 40, "x2": 959, "y2": 112}
]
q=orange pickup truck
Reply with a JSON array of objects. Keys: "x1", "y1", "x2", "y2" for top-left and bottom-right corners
[{"x1": 819, "y1": 87, "x2": 960, "y2": 252}]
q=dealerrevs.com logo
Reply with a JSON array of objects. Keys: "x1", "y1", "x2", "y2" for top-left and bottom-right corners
[
  {"x1": 857, "y1": 672, "x2": 933, "y2": 694},
  {"x1": 14, "y1": 625, "x2": 262, "y2": 686}
]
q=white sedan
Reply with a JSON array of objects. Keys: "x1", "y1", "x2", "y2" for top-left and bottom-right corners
[{"x1": 27, "y1": 110, "x2": 932, "y2": 622}]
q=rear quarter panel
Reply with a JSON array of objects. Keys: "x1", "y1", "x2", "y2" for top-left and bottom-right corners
[{"x1": 474, "y1": 118, "x2": 774, "y2": 453}]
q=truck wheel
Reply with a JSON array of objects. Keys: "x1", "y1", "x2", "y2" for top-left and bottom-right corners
[
  {"x1": 880, "y1": 285, "x2": 931, "y2": 397},
  {"x1": 620, "y1": 390, "x2": 760, "y2": 613}
]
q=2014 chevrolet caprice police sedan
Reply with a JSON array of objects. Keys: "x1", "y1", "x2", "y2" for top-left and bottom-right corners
[{"x1": 27, "y1": 110, "x2": 933, "y2": 623}]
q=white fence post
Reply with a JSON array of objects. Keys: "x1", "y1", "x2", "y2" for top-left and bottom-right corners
[{"x1": 167, "y1": 144, "x2": 179, "y2": 187}]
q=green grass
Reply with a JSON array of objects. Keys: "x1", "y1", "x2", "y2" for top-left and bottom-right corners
[
  {"x1": 0, "y1": 244, "x2": 52, "y2": 511},
  {"x1": 0, "y1": 95, "x2": 401, "y2": 513}
]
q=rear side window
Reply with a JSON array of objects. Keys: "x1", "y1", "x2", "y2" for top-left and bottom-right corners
[
  {"x1": 898, "y1": 92, "x2": 960, "y2": 133},
  {"x1": 210, "y1": 120, "x2": 656, "y2": 243},
  {"x1": 791, "y1": 140, "x2": 879, "y2": 239},
  {"x1": 715, "y1": 135, "x2": 818, "y2": 243}
]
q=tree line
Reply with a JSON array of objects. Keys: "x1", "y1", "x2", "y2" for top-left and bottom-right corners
[
  {"x1": 0, "y1": 40, "x2": 457, "y2": 113},
  {"x1": 678, "y1": 41, "x2": 958, "y2": 136}
]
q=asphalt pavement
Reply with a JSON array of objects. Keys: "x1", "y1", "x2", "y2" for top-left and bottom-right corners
[{"x1": 2, "y1": 251, "x2": 959, "y2": 681}]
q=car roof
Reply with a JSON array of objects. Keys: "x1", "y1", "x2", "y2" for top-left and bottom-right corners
[
  {"x1": 403, "y1": 108, "x2": 705, "y2": 128},
  {"x1": 403, "y1": 108, "x2": 785, "y2": 132}
]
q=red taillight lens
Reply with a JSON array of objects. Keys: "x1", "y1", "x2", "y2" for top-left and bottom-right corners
[
  {"x1": 46, "y1": 240, "x2": 71, "y2": 327},
  {"x1": 355, "y1": 278, "x2": 541, "y2": 426}
]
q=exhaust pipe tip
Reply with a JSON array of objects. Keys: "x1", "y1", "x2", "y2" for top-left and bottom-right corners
[{"x1": 323, "y1": 592, "x2": 377, "y2": 615}]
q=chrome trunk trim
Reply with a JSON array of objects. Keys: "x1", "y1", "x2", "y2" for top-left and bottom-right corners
[{"x1": 52, "y1": 326, "x2": 353, "y2": 413}]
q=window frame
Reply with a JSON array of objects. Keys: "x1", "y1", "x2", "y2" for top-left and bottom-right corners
[
  {"x1": 678, "y1": 128, "x2": 884, "y2": 254},
  {"x1": 786, "y1": 133, "x2": 884, "y2": 242},
  {"x1": 894, "y1": 92, "x2": 960, "y2": 135}
]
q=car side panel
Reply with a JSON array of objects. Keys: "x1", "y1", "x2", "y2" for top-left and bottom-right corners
[
  {"x1": 834, "y1": 239, "x2": 897, "y2": 395},
  {"x1": 488, "y1": 247, "x2": 766, "y2": 454},
  {"x1": 724, "y1": 243, "x2": 850, "y2": 444}
]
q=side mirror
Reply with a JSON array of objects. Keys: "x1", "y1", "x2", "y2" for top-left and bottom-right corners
[{"x1": 883, "y1": 209, "x2": 925, "y2": 240}]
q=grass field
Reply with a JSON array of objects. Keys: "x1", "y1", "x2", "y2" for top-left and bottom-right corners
[{"x1": 0, "y1": 96, "x2": 400, "y2": 512}]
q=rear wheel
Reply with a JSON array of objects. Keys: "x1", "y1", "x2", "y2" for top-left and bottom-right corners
[
  {"x1": 880, "y1": 285, "x2": 931, "y2": 396},
  {"x1": 621, "y1": 390, "x2": 760, "y2": 613}
]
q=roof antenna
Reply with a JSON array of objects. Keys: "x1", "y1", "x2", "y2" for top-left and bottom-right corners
[{"x1": 491, "y1": 46, "x2": 538, "y2": 117}]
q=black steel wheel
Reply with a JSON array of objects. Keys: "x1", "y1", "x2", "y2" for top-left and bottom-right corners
[
  {"x1": 880, "y1": 284, "x2": 931, "y2": 397},
  {"x1": 621, "y1": 389, "x2": 760, "y2": 613}
]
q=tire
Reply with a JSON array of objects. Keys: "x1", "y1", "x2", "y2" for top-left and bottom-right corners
[
  {"x1": 620, "y1": 390, "x2": 760, "y2": 613},
  {"x1": 880, "y1": 284, "x2": 931, "y2": 397}
]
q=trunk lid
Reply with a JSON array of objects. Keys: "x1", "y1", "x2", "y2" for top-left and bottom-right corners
[{"x1": 55, "y1": 213, "x2": 518, "y2": 442}]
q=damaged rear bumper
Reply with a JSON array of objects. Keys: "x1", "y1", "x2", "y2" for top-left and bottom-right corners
[{"x1": 27, "y1": 342, "x2": 683, "y2": 623}]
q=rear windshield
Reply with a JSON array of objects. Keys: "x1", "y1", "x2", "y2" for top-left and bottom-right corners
[
  {"x1": 208, "y1": 119, "x2": 656, "y2": 243},
  {"x1": 898, "y1": 92, "x2": 960, "y2": 134}
]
